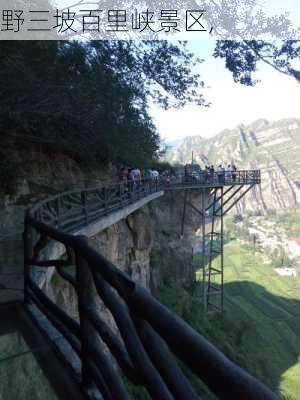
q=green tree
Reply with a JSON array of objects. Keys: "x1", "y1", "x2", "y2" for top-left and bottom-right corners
[{"x1": 0, "y1": 40, "x2": 204, "y2": 170}]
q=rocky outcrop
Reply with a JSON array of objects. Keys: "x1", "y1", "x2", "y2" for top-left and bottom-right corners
[
  {"x1": 44, "y1": 189, "x2": 206, "y2": 318},
  {"x1": 165, "y1": 118, "x2": 300, "y2": 214},
  {"x1": 1, "y1": 150, "x2": 114, "y2": 239},
  {"x1": 90, "y1": 210, "x2": 153, "y2": 289},
  {"x1": 0, "y1": 145, "x2": 206, "y2": 315},
  {"x1": 89, "y1": 190, "x2": 204, "y2": 291},
  {"x1": 0, "y1": 149, "x2": 114, "y2": 304}
]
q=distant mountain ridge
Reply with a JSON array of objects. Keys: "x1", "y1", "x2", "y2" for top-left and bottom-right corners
[
  {"x1": 165, "y1": 137, "x2": 186, "y2": 150},
  {"x1": 164, "y1": 118, "x2": 300, "y2": 213}
]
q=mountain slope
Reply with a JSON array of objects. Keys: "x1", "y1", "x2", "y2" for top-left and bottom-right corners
[
  {"x1": 158, "y1": 239, "x2": 300, "y2": 400},
  {"x1": 165, "y1": 118, "x2": 300, "y2": 213}
]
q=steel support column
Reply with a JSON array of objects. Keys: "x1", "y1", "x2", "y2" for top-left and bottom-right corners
[{"x1": 200, "y1": 187, "x2": 224, "y2": 313}]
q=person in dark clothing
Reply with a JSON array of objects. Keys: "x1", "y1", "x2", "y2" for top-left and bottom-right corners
[
  {"x1": 209, "y1": 165, "x2": 215, "y2": 183},
  {"x1": 217, "y1": 165, "x2": 223, "y2": 184},
  {"x1": 232, "y1": 164, "x2": 237, "y2": 182},
  {"x1": 118, "y1": 167, "x2": 128, "y2": 182}
]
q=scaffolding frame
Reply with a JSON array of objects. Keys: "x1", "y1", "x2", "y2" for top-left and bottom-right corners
[
  {"x1": 202, "y1": 187, "x2": 224, "y2": 313},
  {"x1": 181, "y1": 183, "x2": 256, "y2": 313}
]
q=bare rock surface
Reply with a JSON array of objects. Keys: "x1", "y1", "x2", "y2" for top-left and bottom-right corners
[{"x1": 165, "y1": 118, "x2": 300, "y2": 213}]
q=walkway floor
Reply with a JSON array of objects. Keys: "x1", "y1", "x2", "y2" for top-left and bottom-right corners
[{"x1": 0, "y1": 304, "x2": 85, "y2": 400}]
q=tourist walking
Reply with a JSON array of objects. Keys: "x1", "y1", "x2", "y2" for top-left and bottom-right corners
[{"x1": 232, "y1": 164, "x2": 237, "y2": 182}]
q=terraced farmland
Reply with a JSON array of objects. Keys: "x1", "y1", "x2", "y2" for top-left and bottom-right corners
[
  {"x1": 218, "y1": 240, "x2": 300, "y2": 399},
  {"x1": 159, "y1": 239, "x2": 300, "y2": 399}
]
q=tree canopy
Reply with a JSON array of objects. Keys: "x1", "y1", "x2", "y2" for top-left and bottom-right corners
[
  {"x1": 1, "y1": 36, "x2": 299, "y2": 171},
  {"x1": 214, "y1": 40, "x2": 300, "y2": 85},
  {"x1": 0, "y1": 40, "x2": 204, "y2": 167}
]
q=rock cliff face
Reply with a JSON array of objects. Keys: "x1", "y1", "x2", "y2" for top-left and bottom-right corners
[
  {"x1": 166, "y1": 118, "x2": 300, "y2": 214},
  {"x1": 46, "y1": 190, "x2": 205, "y2": 318},
  {"x1": 90, "y1": 190, "x2": 203, "y2": 291},
  {"x1": 0, "y1": 150, "x2": 113, "y2": 304},
  {"x1": 0, "y1": 147, "x2": 205, "y2": 310},
  {"x1": 0, "y1": 150, "x2": 113, "y2": 240}
]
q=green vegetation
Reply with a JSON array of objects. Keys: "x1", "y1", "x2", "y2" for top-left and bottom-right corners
[
  {"x1": 50, "y1": 271, "x2": 63, "y2": 287},
  {"x1": 124, "y1": 378, "x2": 151, "y2": 400},
  {"x1": 0, "y1": 333, "x2": 57, "y2": 400},
  {"x1": 268, "y1": 210, "x2": 300, "y2": 237},
  {"x1": 157, "y1": 239, "x2": 300, "y2": 400},
  {"x1": 0, "y1": 40, "x2": 203, "y2": 193}
]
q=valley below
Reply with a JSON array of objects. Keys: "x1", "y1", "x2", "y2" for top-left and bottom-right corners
[
  {"x1": 1, "y1": 116, "x2": 300, "y2": 399},
  {"x1": 221, "y1": 239, "x2": 300, "y2": 399},
  {"x1": 161, "y1": 117, "x2": 300, "y2": 399},
  {"x1": 159, "y1": 238, "x2": 300, "y2": 399}
]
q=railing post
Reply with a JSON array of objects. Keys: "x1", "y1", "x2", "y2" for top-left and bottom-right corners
[
  {"x1": 55, "y1": 198, "x2": 60, "y2": 227},
  {"x1": 23, "y1": 212, "x2": 33, "y2": 304},
  {"x1": 104, "y1": 187, "x2": 108, "y2": 214},
  {"x1": 131, "y1": 181, "x2": 136, "y2": 201},
  {"x1": 76, "y1": 236, "x2": 98, "y2": 388},
  {"x1": 119, "y1": 183, "x2": 123, "y2": 207},
  {"x1": 81, "y1": 191, "x2": 88, "y2": 224}
]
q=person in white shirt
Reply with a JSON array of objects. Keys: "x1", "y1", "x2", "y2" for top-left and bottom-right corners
[
  {"x1": 131, "y1": 168, "x2": 141, "y2": 182},
  {"x1": 151, "y1": 170, "x2": 159, "y2": 180},
  {"x1": 225, "y1": 164, "x2": 232, "y2": 182}
]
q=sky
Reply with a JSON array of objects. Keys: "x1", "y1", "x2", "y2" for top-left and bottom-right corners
[
  {"x1": 150, "y1": 40, "x2": 300, "y2": 142},
  {"x1": 52, "y1": 0, "x2": 300, "y2": 142}
]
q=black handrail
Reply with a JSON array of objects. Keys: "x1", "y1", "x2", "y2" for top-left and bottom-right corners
[
  {"x1": 24, "y1": 214, "x2": 277, "y2": 400},
  {"x1": 23, "y1": 170, "x2": 276, "y2": 400}
]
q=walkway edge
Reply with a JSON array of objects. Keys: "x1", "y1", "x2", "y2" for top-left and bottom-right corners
[{"x1": 72, "y1": 190, "x2": 164, "y2": 238}]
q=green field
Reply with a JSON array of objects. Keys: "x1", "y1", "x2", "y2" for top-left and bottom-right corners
[
  {"x1": 158, "y1": 239, "x2": 300, "y2": 400},
  {"x1": 268, "y1": 209, "x2": 300, "y2": 237}
]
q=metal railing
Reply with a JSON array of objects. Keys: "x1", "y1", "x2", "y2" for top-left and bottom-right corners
[
  {"x1": 22, "y1": 170, "x2": 276, "y2": 400},
  {"x1": 167, "y1": 169, "x2": 261, "y2": 188},
  {"x1": 28, "y1": 171, "x2": 260, "y2": 233},
  {"x1": 29, "y1": 179, "x2": 163, "y2": 233}
]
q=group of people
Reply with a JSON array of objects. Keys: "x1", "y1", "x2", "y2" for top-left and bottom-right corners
[
  {"x1": 203, "y1": 164, "x2": 238, "y2": 183},
  {"x1": 184, "y1": 163, "x2": 238, "y2": 184},
  {"x1": 118, "y1": 167, "x2": 160, "y2": 183},
  {"x1": 206, "y1": 164, "x2": 238, "y2": 183},
  {"x1": 118, "y1": 163, "x2": 239, "y2": 187}
]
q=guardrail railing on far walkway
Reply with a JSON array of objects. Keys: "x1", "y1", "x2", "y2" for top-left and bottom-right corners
[
  {"x1": 23, "y1": 169, "x2": 274, "y2": 400},
  {"x1": 24, "y1": 212, "x2": 277, "y2": 400}
]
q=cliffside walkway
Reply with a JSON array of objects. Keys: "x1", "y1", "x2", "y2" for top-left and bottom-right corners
[
  {"x1": 2, "y1": 170, "x2": 278, "y2": 400},
  {"x1": 27, "y1": 169, "x2": 261, "y2": 234}
]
